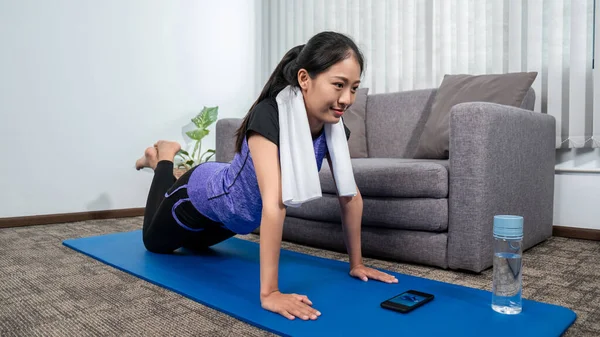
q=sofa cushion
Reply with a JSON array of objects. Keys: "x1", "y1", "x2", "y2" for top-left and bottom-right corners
[
  {"x1": 319, "y1": 158, "x2": 449, "y2": 198},
  {"x1": 282, "y1": 216, "x2": 449, "y2": 268},
  {"x1": 285, "y1": 194, "x2": 448, "y2": 232},
  {"x1": 365, "y1": 89, "x2": 437, "y2": 159},
  {"x1": 414, "y1": 72, "x2": 538, "y2": 159},
  {"x1": 343, "y1": 88, "x2": 369, "y2": 158}
]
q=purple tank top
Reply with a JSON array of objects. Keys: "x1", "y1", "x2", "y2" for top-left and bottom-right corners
[{"x1": 187, "y1": 132, "x2": 329, "y2": 234}]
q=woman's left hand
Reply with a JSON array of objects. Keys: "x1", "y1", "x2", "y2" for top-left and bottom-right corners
[{"x1": 349, "y1": 264, "x2": 399, "y2": 283}]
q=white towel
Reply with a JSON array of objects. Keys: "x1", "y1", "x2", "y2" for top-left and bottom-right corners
[{"x1": 276, "y1": 85, "x2": 357, "y2": 208}]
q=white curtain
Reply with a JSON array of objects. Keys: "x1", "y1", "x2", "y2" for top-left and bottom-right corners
[{"x1": 259, "y1": 0, "x2": 600, "y2": 148}]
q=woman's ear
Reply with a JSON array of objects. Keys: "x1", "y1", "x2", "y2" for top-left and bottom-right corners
[{"x1": 297, "y1": 69, "x2": 310, "y2": 90}]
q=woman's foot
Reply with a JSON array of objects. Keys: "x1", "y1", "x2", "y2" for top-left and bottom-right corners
[
  {"x1": 155, "y1": 140, "x2": 181, "y2": 162},
  {"x1": 135, "y1": 147, "x2": 159, "y2": 170}
]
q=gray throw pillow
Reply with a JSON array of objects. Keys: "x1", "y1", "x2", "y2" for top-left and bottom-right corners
[
  {"x1": 414, "y1": 72, "x2": 538, "y2": 159},
  {"x1": 344, "y1": 87, "x2": 369, "y2": 158}
]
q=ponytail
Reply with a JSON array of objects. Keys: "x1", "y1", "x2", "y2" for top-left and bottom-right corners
[{"x1": 234, "y1": 45, "x2": 304, "y2": 153}]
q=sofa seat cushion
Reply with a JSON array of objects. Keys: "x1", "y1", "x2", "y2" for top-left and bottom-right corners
[
  {"x1": 285, "y1": 194, "x2": 448, "y2": 232},
  {"x1": 281, "y1": 216, "x2": 449, "y2": 268},
  {"x1": 319, "y1": 158, "x2": 449, "y2": 198}
]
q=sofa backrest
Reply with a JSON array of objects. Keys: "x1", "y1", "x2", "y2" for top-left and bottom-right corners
[
  {"x1": 364, "y1": 87, "x2": 536, "y2": 158},
  {"x1": 365, "y1": 89, "x2": 437, "y2": 158}
]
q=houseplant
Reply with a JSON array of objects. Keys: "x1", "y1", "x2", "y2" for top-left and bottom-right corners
[{"x1": 174, "y1": 106, "x2": 219, "y2": 178}]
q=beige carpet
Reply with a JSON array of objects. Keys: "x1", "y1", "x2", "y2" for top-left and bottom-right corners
[{"x1": 1, "y1": 217, "x2": 598, "y2": 336}]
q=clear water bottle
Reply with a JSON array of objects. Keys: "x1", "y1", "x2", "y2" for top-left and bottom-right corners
[{"x1": 492, "y1": 215, "x2": 523, "y2": 314}]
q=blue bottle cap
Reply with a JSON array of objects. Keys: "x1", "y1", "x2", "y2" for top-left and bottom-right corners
[{"x1": 493, "y1": 215, "x2": 523, "y2": 239}]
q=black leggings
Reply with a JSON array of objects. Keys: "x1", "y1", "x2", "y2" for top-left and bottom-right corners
[{"x1": 142, "y1": 160, "x2": 235, "y2": 254}]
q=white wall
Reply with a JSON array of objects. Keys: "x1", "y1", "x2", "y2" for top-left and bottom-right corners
[
  {"x1": 0, "y1": 0, "x2": 261, "y2": 217},
  {"x1": 554, "y1": 149, "x2": 600, "y2": 230}
]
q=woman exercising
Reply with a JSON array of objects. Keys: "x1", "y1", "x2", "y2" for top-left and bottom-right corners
[{"x1": 135, "y1": 31, "x2": 398, "y2": 321}]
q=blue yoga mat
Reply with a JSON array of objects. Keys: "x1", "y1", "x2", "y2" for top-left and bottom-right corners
[{"x1": 63, "y1": 230, "x2": 576, "y2": 337}]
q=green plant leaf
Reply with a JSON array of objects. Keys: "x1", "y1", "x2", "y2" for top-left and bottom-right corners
[
  {"x1": 202, "y1": 106, "x2": 219, "y2": 128},
  {"x1": 178, "y1": 149, "x2": 190, "y2": 156},
  {"x1": 200, "y1": 149, "x2": 216, "y2": 163},
  {"x1": 186, "y1": 129, "x2": 209, "y2": 140},
  {"x1": 191, "y1": 108, "x2": 205, "y2": 128},
  {"x1": 203, "y1": 152, "x2": 215, "y2": 162},
  {"x1": 186, "y1": 160, "x2": 195, "y2": 167},
  {"x1": 191, "y1": 106, "x2": 216, "y2": 128},
  {"x1": 175, "y1": 153, "x2": 188, "y2": 161}
]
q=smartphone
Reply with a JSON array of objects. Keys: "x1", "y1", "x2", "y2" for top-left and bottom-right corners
[{"x1": 380, "y1": 290, "x2": 434, "y2": 313}]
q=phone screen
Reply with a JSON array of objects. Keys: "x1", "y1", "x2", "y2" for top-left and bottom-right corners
[{"x1": 388, "y1": 292, "x2": 428, "y2": 307}]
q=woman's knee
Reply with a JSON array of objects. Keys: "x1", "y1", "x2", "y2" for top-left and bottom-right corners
[{"x1": 143, "y1": 233, "x2": 174, "y2": 254}]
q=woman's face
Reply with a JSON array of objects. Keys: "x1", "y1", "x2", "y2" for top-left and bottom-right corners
[{"x1": 298, "y1": 56, "x2": 362, "y2": 131}]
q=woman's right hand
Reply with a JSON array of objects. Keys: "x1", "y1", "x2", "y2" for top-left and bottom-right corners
[{"x1": 261, "y1": 291, "x2": 321, "y2": 320}]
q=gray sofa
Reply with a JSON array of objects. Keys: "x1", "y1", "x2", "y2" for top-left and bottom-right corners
[{"x1": 215, "y1": 88, "x2": 555, "y2": 273}]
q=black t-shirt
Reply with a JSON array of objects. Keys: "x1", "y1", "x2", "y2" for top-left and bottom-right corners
[{"x1": 245, "y1": 97, "x2": 351, "y2": 146}]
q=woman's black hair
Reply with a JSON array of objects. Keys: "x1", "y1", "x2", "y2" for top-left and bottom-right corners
[{"x1": 234, "y1": 31, "x2": 364, "y2": 153}]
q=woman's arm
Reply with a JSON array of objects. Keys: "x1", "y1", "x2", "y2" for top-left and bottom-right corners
[
  {"x1": 247, "y1": 132, "x2": 286, "y2": 297},
  {"x1": 248, "y1": 132, "x2": 320, "y2": 320},
  {"x1": 325, "y1": 155, "x2": 363, "y2": 268},
  {"x1": 326, "y1": 154, "x2": 398, "y2": 283},
  {"x1": 339, "y1": 190, "x2": 364, "y2": 269}
]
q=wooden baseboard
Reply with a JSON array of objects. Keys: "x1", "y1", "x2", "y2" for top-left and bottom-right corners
[
  {"x1": 0, "y1": 208, "x2": 145, "y2": 229},
  {"x1": 553, "y1": 226, "x2": 600, "y2": 241}
]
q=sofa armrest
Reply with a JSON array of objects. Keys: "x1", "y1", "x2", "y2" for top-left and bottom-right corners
[
  {"x1": 448, "y1": 102, "x2": 556, "y2": 272},
  {"x1": 215, "y1": 118, "x2": 243, "y2": 163}
]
